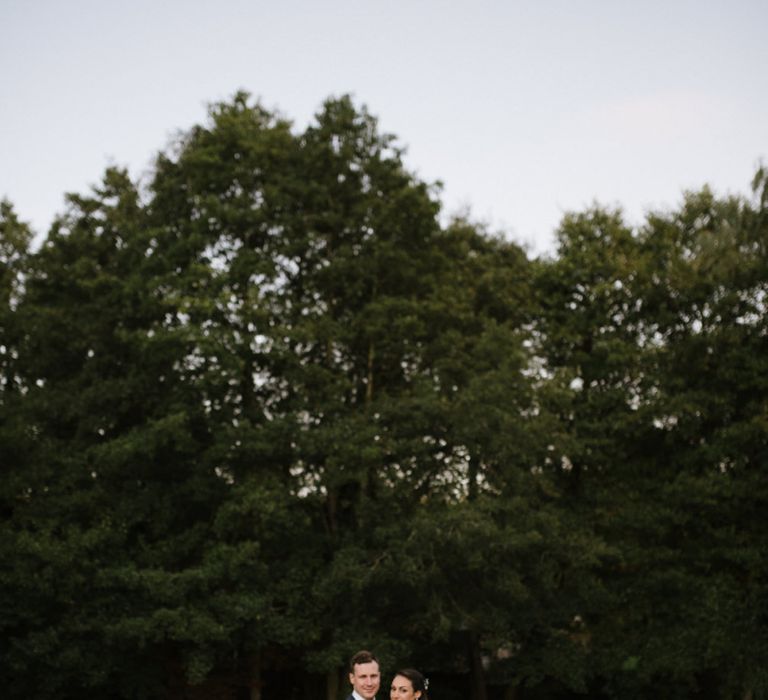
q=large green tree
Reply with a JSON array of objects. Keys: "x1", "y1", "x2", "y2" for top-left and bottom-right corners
[
  {"x1": 2, "y1": 91, "x2": 766, "y2": 700},
  {"x1": 533, "y1": 173, "x2": 768, "y2": 699}
]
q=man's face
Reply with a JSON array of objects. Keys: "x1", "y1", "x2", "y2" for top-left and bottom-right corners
[{"x1": 349, "y1": 660, "x2": 381, "y2": 700}]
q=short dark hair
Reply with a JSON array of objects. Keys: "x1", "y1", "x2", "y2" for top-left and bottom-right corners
[
  {"x1": 349, "y1": 650, "x2": 379, "y2": 673},
  {"x1": 393, "y1": 668, "x2": 428, "y2": 698}
]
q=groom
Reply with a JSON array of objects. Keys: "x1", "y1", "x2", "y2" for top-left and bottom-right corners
[{"x1": 347, "y1": 650, "x2": 381, "y2": 700}]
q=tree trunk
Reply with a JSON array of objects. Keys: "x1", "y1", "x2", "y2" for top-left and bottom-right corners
[
  {"x1": 366, "y1": 340, "x2": 375, "y2": 406},
  {"x1": 468, "y1": 630, "x2": 488, "y2": 700},
  {"x1": 249, "y1": 652, "x2": 262, "y2": 700},
  {"x1": 326, "y1": 667, "x2": 340, "y2": 700}
]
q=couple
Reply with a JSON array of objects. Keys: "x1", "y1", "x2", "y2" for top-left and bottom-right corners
[{"x1": 347, "y1": 650, "x2": 428, "y2": 700}]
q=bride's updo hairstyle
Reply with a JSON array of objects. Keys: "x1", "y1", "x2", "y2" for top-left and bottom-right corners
[{"x1": 394, "y1": 668, "x2": 429, "y2": 700}]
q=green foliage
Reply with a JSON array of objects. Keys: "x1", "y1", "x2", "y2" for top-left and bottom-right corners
[{"x1": 1, "y1": 94, "x2": 765, "y2": 699}]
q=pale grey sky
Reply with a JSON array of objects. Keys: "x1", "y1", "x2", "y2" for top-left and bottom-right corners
[{"x1": 1, "y1": 0, "x2": 766, "y2": 256}]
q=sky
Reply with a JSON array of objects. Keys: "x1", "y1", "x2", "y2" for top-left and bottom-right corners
[{"x1": 1, "y1": 0, "x2": 766, "y2": 257}]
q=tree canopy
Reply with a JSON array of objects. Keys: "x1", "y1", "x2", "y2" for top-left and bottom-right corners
[{"x1": 1, "y1": 94, "x2": 766, "y2": 700}]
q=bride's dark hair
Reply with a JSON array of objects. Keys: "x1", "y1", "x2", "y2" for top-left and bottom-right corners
[{"x1": 393, "y1": 668, "x2": 428, "y2": 699}]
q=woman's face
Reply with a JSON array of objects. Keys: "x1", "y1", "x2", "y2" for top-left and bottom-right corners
[{"x1": 390, "y1": 674, "x2": 421, "y2": 700}]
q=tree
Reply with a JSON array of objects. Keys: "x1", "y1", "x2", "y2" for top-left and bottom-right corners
[
  {"x1": 532, "y1": 177, "x2": 768, "y2": 698},
  {"x1": 0, "y1": 199, "x2": 34, "y2": 508},
  {"x1": 4, "y1": 90, "x2": 766, "y2": 699}
]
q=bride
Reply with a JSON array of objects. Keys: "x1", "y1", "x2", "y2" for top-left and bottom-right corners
[{"x1": 390, "y1": 668, "x2": 429, "y2": 700}]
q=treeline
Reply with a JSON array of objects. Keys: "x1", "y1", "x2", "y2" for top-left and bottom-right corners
[{"x1": 1, "y1": 93, "x2": 767, "y2": 700}]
